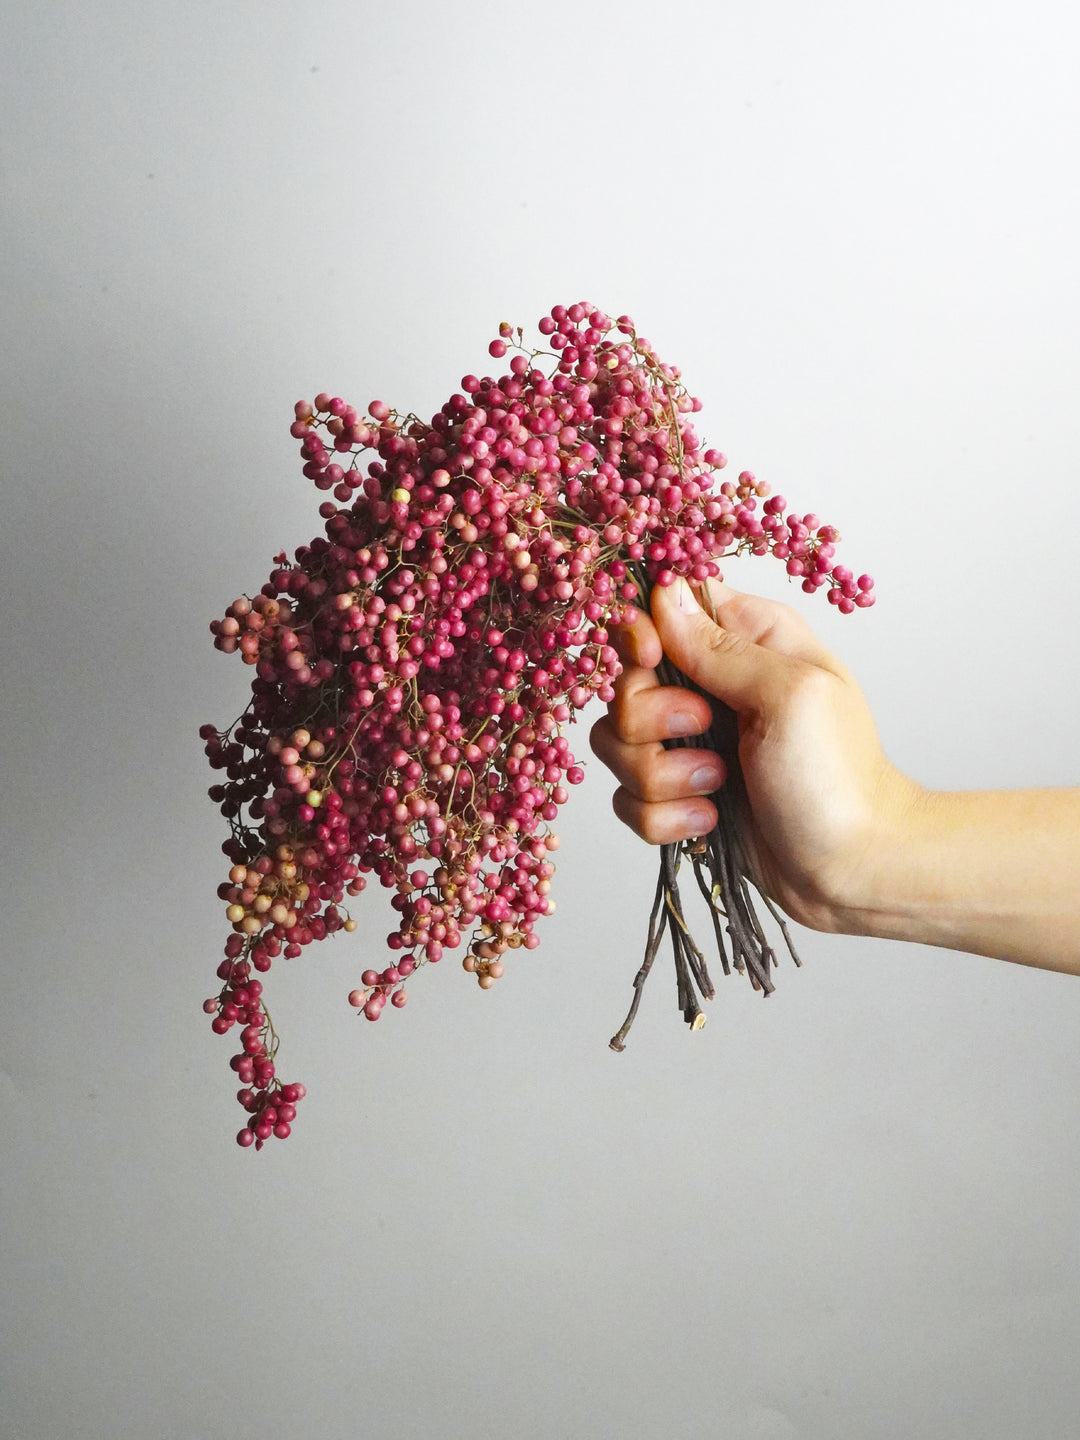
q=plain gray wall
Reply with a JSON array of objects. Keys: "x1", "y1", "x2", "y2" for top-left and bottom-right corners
[{"x1": 2, "y1": 2, "x2": 1078, "y2": 1437}]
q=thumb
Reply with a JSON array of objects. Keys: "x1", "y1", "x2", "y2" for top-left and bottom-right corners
[{"x1": 651, "y1": 577, "x2": 799, "y2": 717}]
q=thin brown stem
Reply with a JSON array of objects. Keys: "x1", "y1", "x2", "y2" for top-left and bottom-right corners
[{"x1": 609, "y1": 870, "x2": 668, "y2": 1051}]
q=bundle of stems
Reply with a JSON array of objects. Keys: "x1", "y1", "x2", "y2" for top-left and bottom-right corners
[{"x1": 609, "y1": 579, "x2": 801, "y2": 1051}]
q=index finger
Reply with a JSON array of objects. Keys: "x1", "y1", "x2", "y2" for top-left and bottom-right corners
[
  {"x1": 608, "y1": 660, "x2": 714, "y2": 745},
  {"x1": 610, "y1": 605, "x2": 663, "y2": 670}
]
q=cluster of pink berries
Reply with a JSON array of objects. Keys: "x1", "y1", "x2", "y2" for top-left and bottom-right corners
[{"x1": 203, "y1": 303, "x2": 874, "y2": 1148}]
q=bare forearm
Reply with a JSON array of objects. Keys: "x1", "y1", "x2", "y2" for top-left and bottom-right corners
[
  {"x1": 601, "y1": 584, "x2": 1080, "y2": 977},
  {"x1": 854, "y1": 785, "x2": 1080, "y2": 974}
]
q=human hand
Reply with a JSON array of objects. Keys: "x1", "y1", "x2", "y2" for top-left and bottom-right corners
[{"x1": 589, "y1": 577, "x2": 925, "y2": 936}]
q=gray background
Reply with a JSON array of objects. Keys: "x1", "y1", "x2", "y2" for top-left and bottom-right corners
[{"x1": 2, "y1": 2, "x2": 1079, "y2": 1437}]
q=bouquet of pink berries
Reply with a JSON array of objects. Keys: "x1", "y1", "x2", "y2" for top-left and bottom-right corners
[{"x1": 202, "y1": 303, "x2": 874, "y2": 1149}]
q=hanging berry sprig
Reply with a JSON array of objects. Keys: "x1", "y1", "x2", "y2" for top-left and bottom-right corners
[{"x1": 203, "y1": 303, "x2": 874, "y2": 1148}]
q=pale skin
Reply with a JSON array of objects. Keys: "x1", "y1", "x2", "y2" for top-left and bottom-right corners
[{"x1": 589, "y1": 577, "x2": 1080, "y2": 976}]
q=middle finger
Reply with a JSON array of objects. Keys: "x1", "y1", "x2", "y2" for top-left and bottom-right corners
[{"x1": 589, "y1": 713, "x2": 727, "y2": 802}]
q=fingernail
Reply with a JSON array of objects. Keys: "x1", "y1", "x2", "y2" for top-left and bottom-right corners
[
  {"x1": 668, "y1": 712, "x2": 702, "y2": 736},
  {"x1": 690, "y1": 765, "x2": 723, "y2": 794}
]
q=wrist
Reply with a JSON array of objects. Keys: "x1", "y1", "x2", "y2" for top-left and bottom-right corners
[
  {"x1": 834, "y1": 782, "x2": 1080, "y2": 972},
  {"x1": 827, "y1": 770, "x2": 942, "y2": 943}
]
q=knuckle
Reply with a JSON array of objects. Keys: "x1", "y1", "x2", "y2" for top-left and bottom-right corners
[
  {"x1": 635, "y1": 761, "x2": 667, "y2": 805},
  {"x1": 610, "y1": 785, "x2": 635, "y2": 827},
  {"x1": 588, "y1": 714, "x2": 613, "y2": 757},
  {"x1": 766, "y1": 599, "x2": 806, "y2": 639},
  {"x1": 611, "y1": 690, "x2": 642, "y2": 742},
  {"x1": 702, "y1": 622, "x2": 748, "y2": 661},
  {"x1": 611, "y1": 788, "x2": 652, "y2": 844},
  {"x1": 725, "y1": 592, "x2": 809, "y2": 647},
  {"x1": 769, "y1": 599, "x2": 813, "y2": 645},
  {"x1": 781, "y1": 658, "x2": 833, "y2": 713}
]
